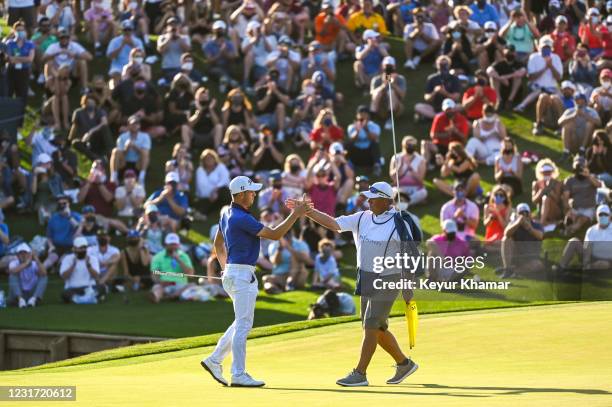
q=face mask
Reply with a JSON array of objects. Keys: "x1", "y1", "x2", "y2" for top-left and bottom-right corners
[
  {"x1": 451, "y1": 31, "x2": 461, "y2": 40},
  {"x1": 543, "y1": 175, "x2": 552, "y2": 182},
  {"x1": 323, "y1": 118, "x2": 333, "y2": 126},
  {"x1": 439, "y1": 62, "x2": 449, "y2": 73},
  {"x1": 181, "y1": 62, "x2": 193, "y2": 71},
  {"x1": 133, "y1": 56, "x2": 144, "y2": 64},
  {"x1": 483, "y1": 114, "x2": 496, "y2": 123},
  {"x1": 600, "y1": 215, "x2": 610, "y2": 226},
  {"x1": 477, "y1": 78, "x2": 487, "y2": 86},
  {"x1": 494, "y1": 194, "x2": 505, "y2": 205},
  {"x1": 446, "y1": 232, "x2": 456, "y2": 241},
  {"x1": 322, "y1": 247, "x2": 332, "y2": 256},
  {"x1": 542, "y1": 47, "x2": 552, "y2": 57},
  {"x1": 603, "y1": 80, "x2": 611, "y2": 88},
  {"x1": 97, "y1": 237, "x2": 109, "y2": 246},
  {"x1": 290, "y1": 164, "x2": 301, "y2": 173},
  {"x1": 591, "y1": 16, "x2": 600, "y2": 24},
  {"x1": 86, "y1": 102, "x2": 95, "y2": 112},
  {"x1": 405, "y1": 144, "x2": 416, "y2": 154},
  {"x1": 484, "y1": 31, "x2": 495, "y2": 39},
  {"x1": 455, "y1": 190, "x2": 466, "y2": 200},
  {"x1": 305, "y1": 85, "x2": 315, "y2": 96},
  {"x1": 76, "y1": 251, "x2": 87, "y2": 260},
  {"x1": 128, "y1": 239, "x2": 140, "y2": 246},
  {"x1": 232, "y1": 96, "x2": 243, "y2": 104}
]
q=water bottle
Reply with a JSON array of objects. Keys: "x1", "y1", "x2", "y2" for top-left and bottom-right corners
[{"x1": 0, "y1": 290, "x2": 6, "y2": 308}]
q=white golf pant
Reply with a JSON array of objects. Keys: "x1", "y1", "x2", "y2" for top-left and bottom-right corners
[{"x1": 209, "y1": 264, "x2": 258, "y2": 376}]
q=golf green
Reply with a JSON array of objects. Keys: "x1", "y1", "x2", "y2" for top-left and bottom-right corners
[{"x1": 2, "y1": 302, "x2": 611, "y2": 406}]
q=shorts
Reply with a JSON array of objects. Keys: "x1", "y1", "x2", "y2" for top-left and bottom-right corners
[
  {"x1": 360, "y1": 279, "x2": 399, "y2": 331},
  {"x1": 256, "y1": 113, "x2": 277, "y2": 130},
  {"x1": 575, "y1": 207, "x2": 595, "y2": 220}
]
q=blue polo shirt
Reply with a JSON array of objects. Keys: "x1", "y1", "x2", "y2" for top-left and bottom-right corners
[
  {"x1": 220, "y1": 203, "x2": 264, "y2": 266},
  {"x1": 147, "y1": 189, "x2": 189, "y2": 220},
  {"x1": 47, "y1": 211, "x2": 81, "y2": 247}
]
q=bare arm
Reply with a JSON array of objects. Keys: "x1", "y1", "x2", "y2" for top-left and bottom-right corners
[{"x1": 213, "y1": 229, "x2": 227, "y2": 270}]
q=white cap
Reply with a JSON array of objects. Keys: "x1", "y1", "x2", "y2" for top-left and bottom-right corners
[
  {"x1": 229, "y1": 176, "x2": 263, "y2": 195},
  {"x1": 362, "y1": 29, "x2": 378, "y2": 41},
  {"x1": 442, "y1": 98, "x2": 456, "y2": 110},
  {"x1": 145, "y1": 203, "x2": 159, "y2": 213},
  {"x1": 597, "y1": 204, "x2": 611, "y2": 216},
  {"x1": 516, "y1": 203, "x2": 531, "y2": 214},
  {"x1": 38, "y1": 153, "x2": 52, "y2": 164},
  {"x1": 541, "y1": 163, "x2": 554, "y2": 172},
  {"x1": 587, "y1": 7, "x2": 600, "y2": 16},
  {"x1": 484, "y1": 21, "x2": 497, "y2": 30},
  {"x1": 362, "y1": 181, "x2": 394, "y2": 200},
  {"x1": 212, "y1": 20, "x2": 226, "y2": 30},
  {"x1": 16, "y1": 243, "x2": 32, "y2": 253},
  {"x1": 246, "y1": 20, "x2": 261, "y2": 32},
  {"x1": 382, "y1": 56, "x2": 396, "y2": 66},
  {"x1": 442, "y1": 219, "x2": 458, "y2": 233},
  {"x1": 539, "y1": 35, "x2": 554, "y2": 48},
  {"x1": 561, "y1": 80, "x2": 576, "y2": 90},
  {"x1": 329, "y1": 142, "x2": 345, "y2": 155},
  {"x1": 74, "y1": 236, "x2": 88, "y2": 248},
  {"x1": 164, "y1": 233, "x2": 180, "y2": 245},
  {"x1": 555, "y1": 15, "x2": 568, "y2": 24},
  {"x1": 165, "y1": 171, "x2": 180, "y2": 183}
]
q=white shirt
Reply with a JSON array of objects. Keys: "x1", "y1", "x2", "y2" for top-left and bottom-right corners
[
  {"x1": 584, "y1": 224, "x2": 612, "y2": 260},
  {"x1": 30, "y1": 128, "x2": 57, "y2": 166},
  {"x1": 403, "y1": 22, "x2": 439, "y2": 51},
  {"x1": 59, "y1": 253, "x2": 100, "y2": 289},
  {"x1": 115, "y1": 184, "x2": 145, "y2": 217},
  {"x1": 195, "y1": 163, "x2": 230, "y2": 199},
  {"x1": 8, "y1": 0, "x2": 35, "y2": 8},
  {"x1": 44, "y1": 41, "x2": 87, "y2": 67},
  {"x1": 527, "y1": 51, "x2": 563, "y2": 90},
  {"x1": 335, "y1": 208, "x2": 420, "y2": 274},
  {"x1": 46, "y1": 3, "x2": 76, "y2": 30},
  {"x1": 88, "y1": 245, "x2": 120, "y2": 274},
  {"x1": 241, "y1": 35, "x2": 277, "y2": 67}
]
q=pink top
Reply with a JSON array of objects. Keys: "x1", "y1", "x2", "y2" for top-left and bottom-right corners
[
  {"x1": 440, "y1": 198, "x2": 480, "y2": 240},
  {"x1": 430, "y1": 234, "x2": 471, "y2": 258},
  {"x1": 309, "y1": 183, "x2": 337, "y2": 216}
]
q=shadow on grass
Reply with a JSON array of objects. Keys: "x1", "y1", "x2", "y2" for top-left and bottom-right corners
[{"x1": 261, "y1": 386, "x2": 488, "y2": 398}]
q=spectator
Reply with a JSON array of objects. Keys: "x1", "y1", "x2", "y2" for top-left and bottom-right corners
[
  {"x1": 110, "y1": 115, "x2": 151, "y2": 184},
  {"x1": 106, "y1": 20, "x2": 144, "y2": 87},
  {"x1": 559, "y1": 80, "x2": 577, "y2": 111},
  {"x1": 422, "y1": 98, "x2": 469, "y2": 168},
  {"x1": 149, "y1": 233, "x2": 195, "y2": 303},
  {"x1": 240, "y1": 20, "x2": 276, "y2": 86},
  {"x1": 563, "y1": 156, "x2": 602, "y2": 236},
  {"x1": 69, "y1": 93, "x2": 113, "y2": 160},
  {"x1": 403, "y1": 7, "x2": 441, "y2": 70},
  {"x1": 466, "y1": 104, "x2": 506, "y2": 166},
  {"x1": 0, "y1": 212, "x2": 8, "y2": 260},
  {"x1": 500, "y1": 9, "x2": 538, "y2": 62},
  {"x1": 194, "y1": 149, "x2": 231, "y2": 215},
  {"x1": 440, "y1": 182, "x2": 480, "y2": 241},
  {"x1": 281, "y1": 154, "x2": 307, "y2": 199},
  {"x1": 558, "y1": 93, "x2": 601, "y2": 159},
  {"x1": 229, "y1": 1, "x2": 264, "y2": 43},
  {"x1": 434, "y1": 141, "x2": 481, "y2": 198},
  {"x1": 265, "y1": 35, "x2": 301, "y2": 92},
  {"x1": 50, "y1": 133, "x2": 77, "y2": 187},
  {"x1": 346, "y1": 174, "x2": 371, "y2": 214},
  {"x1": 251, "y1": 125, "x2": 285, "y2": 176},
  {"x1": 426, "y1": 219, "x2": 471, "y2": 282},
  {"x1": 475, "y1": 21, "x2": 505, "y2": 71},
  {"x1": 6, "y1": 0, "x2": 36, "y2": 36},
  {"x1": 117, "y1": 77, "x2": 166, "y2": 139},
  {"x1": 328, "y1": 142, "x2": 355, "y2": 208},
  {"x1": 314, "y1": 0, "x2": 354, "y2": 54},
  {"x1": 414, "y1": 55, "x2": 461, "y2": 121},
  {"x1": 46, "y1": 0, "x2": 76, "y2": 34},
  {"x1": 6, "y1": 21, "x2": 35, "y2": 108},
  {"x1": 579, "y1": 8, "x2": 604, "y2": 59},
  {"x1": 590, "y1": 68, "x2": 612, "y2": 125},
  {"x1": 221, "y1": 88, "x2": 257, "y2": 137},
  {"x1": 137, "y1": 204, "x2": 166, "y2": 255},
  {"x1": 8, "y1": 243, "x2": 47, "y2": 308},
  {"x1": 255, "y1": 69, "x2": 290, "y2": 141},
  {"x1": 532, "y1": 159, "x2": 566, "y2": 232},
  {"x1": 312, "y1": 238, "x2": 341, "y2": 289},
  {"x1": 163, "y1": 73, "x2": 195, "y2": 135},
  {"x1": 218, "y1": 125, "x2": 251, "y2": 178},
  {"x1": 370, "y1": 56, "x2": 406, "y2": 130},
  {"x1": 499, "y1": 202, "x2": 545, "y2": 278},
  {"x1": 114, "y1": 169, "x2": 146, "y2": 219},
  {"x1": 346, "y1": 105, "x2": 381, "y2": 174},
  {"x1": 146, "y1": 172, "x2": 189, "y2": 231},
  {"x1": 484, "y1": 185, "x2": 512, "y2": 244},
  {"x1": 202, "y1": 20, "x2": 239, "y2": 82},
  {"x1": 470, "y1": 0, "x2": 499, "y2": 27},
  {"x1": 569, "y1": 43, "x2": 598, "y2": 99},
  {"x1": 495, "y1": 137, "x2": 524, "y2": 197},
  {"x1": 43, "y1": 27, "x2": 92, "y2": 94},
  {"x1": 390, "y1": 135, "x2": 427, "y2": 207},
  {"x1": 301, "y1": 40, "x2": 336, "y2": 85},
  {"x1": 427, "y1": 0, "x2": 452, "y2": 33},
  {"x1": 309, "y1": 108, "x2": 344, "y2": 152},
  {"x1": 263, "y1": 228, "x2": 311, "y2": 294},
  {"x1": 487, "y1": 44, "x2": 527, "y2": 110},
  {"x1": 84, "y1": 0, "x2": 115, "y2": 56},
  {"x1": 354, "y1": 29, "x2": 388, "y2": 89},
  {"x1": 77, "y1": 160, "x2": 118, "y2": 220},
  {"x1": 89, "y1": 229, "x2": 121, "y2": 288},
  {"x1": 462, "y1": 70, "x2": 498, "y2": 121},
  {"x1": 120, "y1": 229, "x2": 152, "y2": 291},
  {"x1": 121, "y1": 48, "x2": 152, "y2": 82},
  {"x1": 444, "y1": 5, "x2": 482, "y2": 42},
  {"x1": 47, "y1": 195, "x2": 81, "y2": 255},
  {"x1": 386, "y1": 0, "x2": 419, "y2": 36},
  {"x1": 552, "y1": 15, "x2": 577, "y2": 63},
  {"x1": 258, "y1": 170, "x2": 290, "y2": 216},
  {"x1": 441, "y1": 18, "x2": 475, "y2": 75},
  {"x1": 59, "y1": 236, "x2": 103, "y2": 303},
  {"x1": 586, "y1": 130, "x2": 612, "y2": 188},
  {"x1": 346, "y1": 0, "x2": 389, "y2": 36},
  {"x1": 30, "y1": 152, "x2": 64, "y2": 225},
  {"x1": 182, "y1": 86, "x2": 223, "y2": 150},
  {"x1": 306, "y1": 157, "x2": 341, "y2": 217},
  {"x1": 30, "y1": 18, "x2": 56, "y2": 84},
  {"x1": 157, "y1": 17, "x2": 191, "y2": 81}
]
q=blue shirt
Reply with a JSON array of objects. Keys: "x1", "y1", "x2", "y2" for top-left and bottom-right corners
[
  {"x1": 561, "y1": 95, "x2": 576, "y2": 110},
  {"x1": 6, "y1": 39, "x2": 35, "y2": 69},
  {"x1": 203, "y1": 38, "x2": 236, "y2": 65},
  {"x1": 348, "y1": 120, "x2": 381, "y2": 149},
  {"x1": 399, "y1": 2, "x2": 420, "y2": 24},
  {"x1": 0, "y1": 223, "x2": 9, "y2": 256},
  {"x1": 357, "y1": 45, "x2": 383, "y2": 76},
  {"x1": 106, "y1": 34, "x2": 144, "y2": 73},
  {"x1": 47, "y1": 211, "x2": 81, "y2": 247},
  {"x1": 220, "y1": 203, "x2": 264, "y2": 266},
  {"x1": 469, "y1": 4, "x2": 499, "y2": 27},
  {"x1": 268, "y1": 238, "x2": 310, "y2": 276},
  {"x1": 147, "y1": 189, "x2": 189, "y2": 220}
]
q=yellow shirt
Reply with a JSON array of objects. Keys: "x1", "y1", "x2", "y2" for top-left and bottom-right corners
[{"x1": 346, "y1": 11, "x2": 390, "y2": 35}]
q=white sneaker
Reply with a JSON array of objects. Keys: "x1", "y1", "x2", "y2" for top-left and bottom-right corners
[
  {"x1": 18, "y1": 297, "x2": 27, "y2": 308},
  {"x1": 231, "y1": 372, "x2": 265, "y2": 387},
  {"x1": 201, "y1": 358, "x2": 228, "y2": 386},
  {"x1": 412, "y1": 56, "x2": 421, "y2": 67},
  {"x1": 27, "y1": 297, "x2": 37, "y2": 307},
  {"x1": 404, "y1": 59, "x2": 415, "y2": 69}
]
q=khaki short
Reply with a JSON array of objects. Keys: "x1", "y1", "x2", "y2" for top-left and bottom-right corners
[{"x1": 360, "y1": 287, "x2": 399, "y2": 331}]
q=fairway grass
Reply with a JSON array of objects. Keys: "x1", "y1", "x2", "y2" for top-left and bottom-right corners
[{"x1": 2, "y1": 302, "x2": 611, "y2": 406}]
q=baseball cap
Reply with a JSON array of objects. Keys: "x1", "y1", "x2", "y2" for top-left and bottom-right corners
[
  {"x1": 597, "y1": 204, "x2": 611, "y2": 216},
  {"x1": 212, "y1": 20, "x2": 227, "y2": 30},
  {"x1": 329, "y1": 142, "x2": 345, "y2": 155},
  {"x1": 229, "y1": 176, "x2": 263, "y2": 195},
  {"x1": 382, "y1": 56, "x2": 396, "y2": 66},
  {"x1": 145, "y1": 204, "x2": 159, "y2": 213},
  {"x1": 82, "y1": 205, "x2": 95, "y2": 214},
  {"x1": 312, "y1": 70, "x2": 325, "y2": 84},
  {"x1": 516, "y1": 203, "x2": 531, "y2": 214},
  {"x1": 606, "y1": 15, "x2": 612, "y2": 25},
  {"x1": 308, "y1": 40, "x2": 322, "y2": 52},
  {"x1": 574, "y1": 93, "x2": 587, "y2": 101},
  {"x1": 362, "y1": 181, "x2": 394, "y2": 200},
  {"x1": 541, "y1": 163, "x2": 554, "y2": 172},
  {"x1": 357, "y1": 104, "x2": 371, "y2": 114},
  {"x1": 121, "y1": 20, "x2": 134, "y2": 30},
  {"x1": 362, "y1": 29, "x2": 378, "y2": 41},
  {"x1": 166, "y1": 16, "x2": 178, "y2": 25},
  {"x1": 561, "y1": 80, "x2": 576, "y2": 90},
  {"x1": 269, "y1": 169, "x2": 282, "y2": 181},
  {"x1": 601, "y1": 68, "x2": 612, "y2": 78},
  {"x1": 442, "y1": 98, "x2": 456, "y2": 110},
  {"x1": 74, "y1": 236, "x2": 88, "y2": 248},
  {"x1": 279, "y1": 35, "x2": 292, "y2": 45},
  {"x1": 57, "y1": 27, "x2": 69, "y2": 38},
  {"x1": 16, "y1": 243, "x2": 32, "y2": 253},
  {"x1": 484, "y1": 21, "x2": 497, "y2": 30},
  {"x1": 587, "y1": 7, "x2": 600, "y2": 16},
  {"x1": 442, "y1": 219, "x2": 458, "y2": 233},
  {"x1": 165, "y1": 172, "x2": 180, "y2": 183},
  {"x1": 555, "y1": 15, "x2": 568, "y2": 24},
  {"x1": 37, "y1": 153, "x2": 52, "y2": 164},
  {"x1": 321, "y1": 0, "x2": 333, "y2": 9},
  {"x1": 164, "y1": 233, "x2": 180, "y2": 245},
  {"x1": 246, "y1": 20, "x2": 261, "y2": 32},
  {"x1": 539, "y1": 35, "x2": 554, "y2": 48},
  {"x1": 127, "y1": 229, "x2": 140, "y2": 238}
]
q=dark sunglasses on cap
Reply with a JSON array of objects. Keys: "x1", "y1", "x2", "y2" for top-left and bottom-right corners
[{"x1": 369, "y1": 186, "x2": 391, "y2": 198}]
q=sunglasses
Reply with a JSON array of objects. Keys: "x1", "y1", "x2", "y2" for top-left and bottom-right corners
[{"x1": 369, "y1": 186, "x2": 391, "y2": 198}]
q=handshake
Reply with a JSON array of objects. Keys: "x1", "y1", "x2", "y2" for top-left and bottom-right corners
[{"x1": 285, "y1": 193, "x2": 315, "y2": 217}]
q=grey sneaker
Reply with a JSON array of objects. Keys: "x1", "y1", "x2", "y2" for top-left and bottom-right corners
[
  {"x1": 386, "y1": 358, "x2": 418, "y2": 384},
  {"x1": 336, "y1": 369, "x2": 368, "y2": 387}
]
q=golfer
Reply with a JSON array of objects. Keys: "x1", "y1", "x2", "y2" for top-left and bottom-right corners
[
  {"x1": 201, "y1": 176, "x2": 310, "y2": 387},
  {"x1": 289, "y1": 181, "x2": 419, "y2": 386}
]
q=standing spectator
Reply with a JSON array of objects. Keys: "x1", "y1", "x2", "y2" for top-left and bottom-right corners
[
  {"x1": 422, "y1": 98, "x2": 469, "y2": 168},
  {"x1": 114, "y1": 169, "x2": 146, "y2": 219},
  {"x1": 110, "y1": 115, "x2": 151, "y2": 184},
  {"x1": 346, "y1": 105, "x2": 381, "y2": 174},
  {"x1": 466, "y1": 104, "x2": 507, "y2": 166},
  {"x1": 120, "y1": 229, "x2": 152, "y2": 291},
  {"x1": 440, "y1": 182, "x2": 480, "y2": 241},
  {"x1": 558, "y1": 93, "x2": 601, "y2": 159},
  {"x1": 414, "y1": 55, "x2": 461, "y2": 121},
  {"x1": 59, "y1": 236, "x2": 103, "y2": 303},
  {"x1": 495, "y1": 137, "x2": 524, "y2": 197},
  {"x1": 157, "y1": 17, "x2": 191, "y2": 81},
  {"x1": 369, "y1": 56, "x2": 406, "y2": 130},
  {"x1": 6, "y1": 21, "x2": 35, "y2": 108},
  {"x1": 390, "y1": 135, "x2": 427, "y2": 207},
  {"x1": 47, "y1": 195, "x2": 81, "y2": 256},
  {"x1": 8, "y1": 243, "x2": 47, "y2": 308},
  {"x1": 403, "y1": 7, "x2": 441, "y2": 70},
  {"x1": 6, "y1": 0, "x2": 36, "y2": 36},
  {"x1": 149, "y1": 233, "x2": 194, "y2": 303}
]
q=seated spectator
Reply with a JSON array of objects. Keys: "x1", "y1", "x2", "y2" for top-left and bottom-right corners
[
  {"x1": 300, "y1": 40, "x2": 337, "y2": 85},
  {"x1": 597, "y1": 14, "x2": 612, "y2": 71},
  {"x1": 89, "y1": 229, "x2": 121, "y2": 288},
  {"x1": 306, "y1": 158, "x2": 341, "y2": 217},
  {"x1": 69, "y1": 93, "x2": 113, "y2": 161},
  {"x1": 346, "y1": 175, "x2": 371, "y2": 214},
  {"x1": 346, "y1": 105, "x2": 381, "y2": 174},
  {"x1": 484, "y1": 185, "x2": 512, "y2": 245},
  {"x1": 194, "y1": 149, "x2": 231, "y2": 215},
  {"x1": 182, "y1": 86, "x2": 223, "y2": 151},
  {"x1": 551, "y1": 15, "x2": 576, "y2": 64},
  {"x1": 579, "y1": 8, "x2": 604, "y2": 59},
  {"x1": 495, "y1": 137, "x2": 524, "y2": 197},
  {"x1": 43, "y1": 27, "x2": 91, "y2": 95},
  {"x1": 8, "y1": 243, "x2": 47, "y2": 308},
  {"x1": 59, "y1": 236, "x2": 104, "y2": 303},
  {"x1": 229, "y1": 1, "x2": 264, "y2": 43},
  {"x1": 47, "y1": 195, "x2": 81, "y2": 256},
  {"x1": 590, "y1": 68, "x2": 612, "y2": 125},
  {"x1": 586, "y1": 130, "x2": 612, "y2": 188},
  {"x1": 289, "y1": 79, "x2": 326, "y2": 146},
  {"x1": 107, "y1": 20, "x2": 144, "y2": 87},
  {"x1": 386, "y1": 0, "x2": 419, "y2": 36},
  {"x1": 146, "y1": 172, "x2": 189, "y2": 231},
  {"x1": 414, "y1": 55, "x2": 461, "y2": 121},
  {"x1": 390, "y1": 136, "x2": 427, "y2": 207},
  {"x1": 314, "y1": 0, "x2": 354, "y2": 54},
  {"x1": 312, "y1": 238, "x2": 341, "y2": 290},
  {"x1": 121, "y1": 48, "x2": 152, "y2": 82},
  {"x1": 221, "y1": 88, "x2": 257, "y2": 137},
  {"x1": 559, "y1": 204, "x2": 612, "y2": 271},
  {"x1": 157, "y1": 17, "x2": 191, "y2": 81},
  {"x1": 441, "y1": 20, "x2": 475, "y2": 75},
  {"x1": 422, "y1": 98, "x2": 469, "y2": 168},
  {"x1": 0, "y1": 212, "x2": 9, "y2": 261},
  {"x1": 532, "y1": 159, "x2": 566, "y2": 232},
  {"x1": 499, "y1": 9, "x2": 538, "y2": 63},
  {"x1": 84, "y1": 0, "x2": 115, "y2": 56},
  {"x1": 50, "y1": 133, "x2": 77, "y2": 188},
  {"x1": 309, "y1": 108, "x2": 344, "y2": 152},
  {"x1": 240, "y1": 20, "x2": 276, "y2": 86},
  {"x1": 120, "y1": 229, "x2": 153, "y2": 291},
  {"x1": 116, "y1": 77, "x2": 166, "y2": 139},
  {"x1": 487, "y1": 44, "x2": 527, "y2": 110},
  {"x1": 470, "y1": 0, "x2": 499, "y2": 28},
  {"x1": 403, "y1": 7, "x2": 441, "y2": 70},
  {"x1": 328, "y1": 142, "x2": 355, "y2": 209},
  {"x1": 163, "y1": 73, "x2": 194, "y2": 135},
  {"x1": 426, "y1": 0, "x2": 452, "y2": 33},
  {"x1": 30, "y1": 152, "x2": 64, "y2": 224},
  {"x1": 434, "y1": 141, "x2": 481, "y2": 198},
  {"x1": 440, "y1": 182, "x2": 480, "y2": 241},
  {"x1": 149, "y1": 233, "x2": 195, "y2": 303},
  {"x1": 559, "y1": 80, "x2": 577, "y2": 111},
  {"x1": 258, "y1": 170, "x2": 290, "y2": 216},
  {"x1": 558, "y1": 93, "x2": 601, "y2": 159},
  {"x1": 114, "y1": 169, "x2": 146, "y2": 219},
  {"x1": 281, "y1": 154, "x2": 307, "y2": 199},
  {"x1": 110, "y1": 115, "x2": 151, "y2": 184},
  {"x1": 308, "y1": 289, "x2": 356, "y2": 319},
  {"x1": 166, "y1": 144, "x2": 193, "y2": 193},
  {"x1": 136, "y1": 204, "x2": 166, "y2": 255},
  {"x1": 265, "y1": 35, "x2": 301, "y2": 92},
  {"x1": 568, "y1": 43, "x2": 598, "y2": 97},
  {"x1": 346, "y1": 0, "x2": 390, "y2": 36},
  {"x1": 311, "y1": 69, "x2": 342, "y2": 107},
  {"x1": 466, "y1": 104, "x2": 506, "y2": 166},
  {"x1": 444, "y1": 5, "x2": 481, "y2": 42},
  {"x1": 268, "y1": 0, "x2": 309, "y2": 45},
  {"x1": 250, "y1": 125, "x2": 285, "y2": 178},
  {"x1": 263, "y1": 228, "x2": 311, "y2": 294},
  {"x1": 426, "y1": 219, "x2": 471, "y2": 282},
  {"x1": 77, "y1": 160, "x2": 116, "y2": 219},
  {"x1": 354, "y1": 29, "x2": 388, "y2": 89},
  {"x1": 499, "y1": 202, "x2": 545, "y2": 278},
  {"x1": 218, "y1": 125, "x2": 251, "y2": 178},
  {"x1": 254, "y1": 69, "x2": 289, "y2": 141},
  {"x1": 462, "y1": 70, "x2": 498, "y2": 121},
  {"x1": 370, "y1": 56, "x2": 406, "y2": 129},
  {"x1": 474, "y1": 21, "x2": 505, "y2": 71},
  {"x1": 563, "y1": 156, "x2": 602, "y2": 236}
]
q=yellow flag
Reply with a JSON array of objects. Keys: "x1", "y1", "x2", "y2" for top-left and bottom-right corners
[{"x1": 405, "y1": 300, "x2": 418, "y2": 349}]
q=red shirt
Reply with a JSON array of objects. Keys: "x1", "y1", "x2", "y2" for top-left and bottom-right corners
[
  {"x1": 308, "y1": 183, "x2": 337, "y2": 216},
  {"x1": 84, "y1": 181, "x2": 117, "y2": 217},
  {"x1": 551, "y1": 30, "x2": 577, "y2": 61},
  {"x1": 601, "y1": 27, "x2": 612, "y2": 58},
  {"x1": 579, "y1": 23, "x2": 604, "y2": 50},
  {"x1": 430, "y1": 112, "x2": 469, "y2": 146},
  {"x1": 310, "y1": 126, "x2": 344, "y2": 150},
  {"x1": 462, "y1": 86, "x2": 497, "y2": 120}
]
